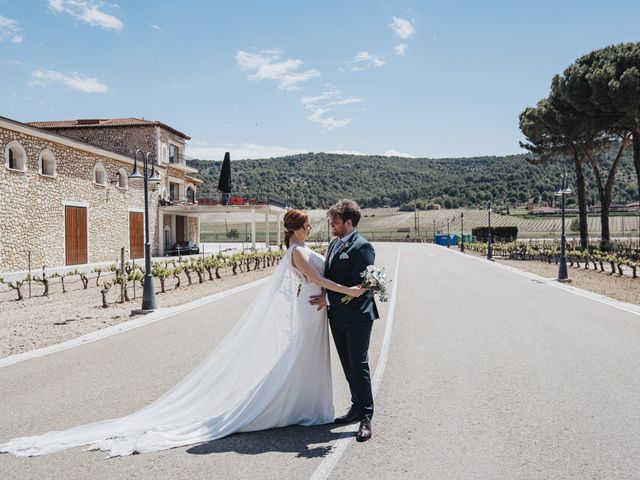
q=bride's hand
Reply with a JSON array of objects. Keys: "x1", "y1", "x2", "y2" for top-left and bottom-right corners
[{"x1": 348, "y1": 285, "x2": 368, "y2": 297}]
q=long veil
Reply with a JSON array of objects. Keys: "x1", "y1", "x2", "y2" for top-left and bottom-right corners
[{"x1": 0, "y1": 247, "x2": 301, "y2": 458}]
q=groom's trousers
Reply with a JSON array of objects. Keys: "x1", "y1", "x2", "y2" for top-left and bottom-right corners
[{"x1": 329, "y1": 319, "x2": 374, "y2": 422}]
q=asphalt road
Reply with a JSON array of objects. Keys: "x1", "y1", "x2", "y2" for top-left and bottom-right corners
[{"x1": 1, "y1": 243, "x2": 640, "y2": 480}]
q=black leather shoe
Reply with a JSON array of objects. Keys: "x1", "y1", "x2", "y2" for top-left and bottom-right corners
[
  {"x1": 356, "y1": 421, "x2": 372, "y2": 442},
  {"x1": 334, "y1": 407, "x2": 361, "y2": 425}
]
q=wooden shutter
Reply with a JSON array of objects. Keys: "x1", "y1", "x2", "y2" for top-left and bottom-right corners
[
  {"x1": 65, "y1": 206, "x2": 88, "y2": 265},
  {"x1": 129, "y1": 212, "x2": 144, "y2": 259}
]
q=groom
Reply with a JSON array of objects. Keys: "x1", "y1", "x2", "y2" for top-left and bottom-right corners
[{"x1": 310, "y1": 199, "x2": 379, "y2": 442}]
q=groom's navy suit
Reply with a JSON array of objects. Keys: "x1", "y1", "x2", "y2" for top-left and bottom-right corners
[{"x1": 325, "y1": 231, "x2": 379, "y2": 422}]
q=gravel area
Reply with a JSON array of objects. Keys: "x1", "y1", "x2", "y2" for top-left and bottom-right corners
[{"x1": 0, "y1": 265, "x2": 277, "y2": 359}]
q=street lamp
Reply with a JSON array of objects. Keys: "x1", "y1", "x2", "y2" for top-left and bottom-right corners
[
  {"x1": 460, "y1": 211, "x2": 465, "y2": 252},
  {"x1": 487, "y1": 201, "x2": 494, "y2": 261},
  {"x1": 129, "y1": 149, "x2": 161, "y2": 311},
  {"x1": 555, "y1": 173, "x2": 572, "y2": 282}
]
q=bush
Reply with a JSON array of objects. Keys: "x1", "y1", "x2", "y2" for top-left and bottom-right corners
[{"x1": 472, "y1": 226, "x2": 518, "y2": 242}]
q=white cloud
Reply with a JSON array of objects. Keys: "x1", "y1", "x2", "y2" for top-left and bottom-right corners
[
  {"x1": 329, "y1": 149, "x2": 367, "y2": 155},
  {"x1": 151, "y1": 24, "x2": 160, "y2": 31},
  {"x1": 31, "y1": 68, "x2": 109, "y2": 93},
  {"x1": 327, "y1": 96, "x2": 364, "y2": 106},
  {"x1": 395, "y1": 43, "x2": 407, "y2": 56},
  {"x1": 186, "y1": 143, "x2": 308, "y2": 160},
  {"x1": 0, "y1": 15, "x2": 23, "y2": 44},
  {"x1": 300, "y1": 91, "x2": 339, "y2": 105},
  {"x1": 307, "y1": 107, "x2": 351, "y2": 130},
  {"x1": 390, "y1": 17, "x2": 415, "y2": 39},
  {"x1": 383, "y1": 149, "x2": 414, "y2": 158},
  {"x1": 48, "y1": 0, "x2": 123, "y2": 31},
  {"x1": 299, "y1": 89, "x2": 360, "y2": 130},
  {"x1": 236, "y1": 49, "x2": 320, "y2": 91},
  {"x1": 350, "y1": 51, "x2": 385, "y2": 71}
]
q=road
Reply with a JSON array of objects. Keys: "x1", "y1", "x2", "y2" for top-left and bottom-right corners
[{"x1": 1, "y1": 243, "x2": 639, "y2": 479}]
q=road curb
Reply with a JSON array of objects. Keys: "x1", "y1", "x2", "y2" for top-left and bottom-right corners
[{"x1": 0, "y1": 277, "x2": 270, "y2": 369}]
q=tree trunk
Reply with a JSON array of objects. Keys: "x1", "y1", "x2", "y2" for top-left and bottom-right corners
[
  {"x1": 584, "y1": 137, "x2": 628, "y2": 249},
  {"x1": 572, "y1": 150, "x2": 589, "y2": 249},
  {"x1": 633, "y1": 129, "x2": 640, "y2": 209}
]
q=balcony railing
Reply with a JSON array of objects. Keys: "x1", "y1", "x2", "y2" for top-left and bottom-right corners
[{"x1": 196, "y1": 192, "x2": 290, "y2": 208}]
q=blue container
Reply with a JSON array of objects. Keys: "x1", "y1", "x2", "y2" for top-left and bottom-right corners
[{"x1": 435, "y1": 234, "x2": 458, "y2": 246}]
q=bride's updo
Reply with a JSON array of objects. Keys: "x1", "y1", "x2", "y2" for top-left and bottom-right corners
[{"x1": 283, "y1": 209, "x2": 309, "y2": 248}]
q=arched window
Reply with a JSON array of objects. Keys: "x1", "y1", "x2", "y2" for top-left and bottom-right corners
[
  {"x1": 162, "y1": 144, "x2": 168, "y2": 163},
  {"x1": 116, "y1": 168, "x2": 128, "y2": 188},
  {"x1": 93, "y1": 162, "x2": 107, "y2": 185},
  {"x1": 4, "y1": 140, "x2": 27, "y2": 171},
  {"x1": 186, "y1": 185, "x2": 196, "y2": 203},
  {"x1": 38, "y1": 149, "x2": 56, "y2": 176}
]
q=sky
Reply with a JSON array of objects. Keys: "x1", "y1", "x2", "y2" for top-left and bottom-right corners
[{"x1": 1, "y1": 0, "x2": 640, "y2": 160}]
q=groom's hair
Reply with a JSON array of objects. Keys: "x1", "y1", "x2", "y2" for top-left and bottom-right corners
[{"x1": 328, "y1": 199, "x2": 361, "y2": 227}]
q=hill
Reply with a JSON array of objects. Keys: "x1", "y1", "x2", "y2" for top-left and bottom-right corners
[{"x1": 187, "y1": 152, "x2": 638, "y2": 209}]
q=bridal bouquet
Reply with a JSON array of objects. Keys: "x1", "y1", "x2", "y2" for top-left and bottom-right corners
[{"x1": 341, "y1": 265, "x2": 392, "y2": 304}]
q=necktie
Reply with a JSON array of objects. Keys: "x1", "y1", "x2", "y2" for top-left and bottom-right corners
[{"x1": 329, "y1": 238, "x2": 344, "y2": 264}]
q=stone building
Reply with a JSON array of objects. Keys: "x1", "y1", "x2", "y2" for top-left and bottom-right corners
[{"x1": 0, "y1": 115, "x2": 201, "y2": 273}]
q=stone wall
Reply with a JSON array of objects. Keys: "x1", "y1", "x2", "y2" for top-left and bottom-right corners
[
  {"x1": 41, "y1": 125, "x2": 187, "y2": 166},
  {"x1": 0, "y1": 125, "x2": 162, "y2": 272},
  {"x1": 188, "y1": 217, "x2": 199, "y2": 243}
]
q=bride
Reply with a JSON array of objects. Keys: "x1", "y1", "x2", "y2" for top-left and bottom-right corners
[{"x1": 0, "y1": 209, "x2": 366, "y2": 458}]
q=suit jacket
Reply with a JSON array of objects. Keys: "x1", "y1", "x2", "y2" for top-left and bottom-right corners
[{"x1": 324, "y1": 232, "x2": 379, "y2": 323}]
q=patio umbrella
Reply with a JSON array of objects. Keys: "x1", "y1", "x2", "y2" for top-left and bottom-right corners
[{"x1": 218, "y1": 151, "x2": 232, "y2": 205}]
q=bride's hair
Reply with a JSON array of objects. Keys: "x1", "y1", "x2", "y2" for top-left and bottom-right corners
[{"x1": 283, "y1": 209, "x2": 309, "y2": 248}]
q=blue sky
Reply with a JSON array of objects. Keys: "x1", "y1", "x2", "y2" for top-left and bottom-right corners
[{"x1": 1, "y1": 0, "x2": 640, "y2": 160}]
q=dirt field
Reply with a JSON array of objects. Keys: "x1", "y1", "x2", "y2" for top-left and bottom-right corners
[{"x1": 0, "y1": 264, "x2": 277, "y2": 359}]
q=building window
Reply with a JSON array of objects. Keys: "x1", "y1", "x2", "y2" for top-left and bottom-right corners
[
  {"x1": 38, "y1": 149, "x2": 56, "y2": 176},
  {"x1": 4, "y1": 140, "x2": 27, "y2": 171},
  {"x1": 169, "y1": 181, "x2": 179, "y2": 201},
  {"x1": 186, "y1": 185, "x2": 196, "y2": 203},
  {"x1": 116, "y1": 168, "x2": 128, "y2": 189},
  {"x1": 93, "y1": 162, "x2": 107, "y2": 185},
  {"x1": 162, "y1": 144, "x2": 168, "y2": 163},
  {"x1": 169, "y1": 144, "x2": 179, "y2": 164}
]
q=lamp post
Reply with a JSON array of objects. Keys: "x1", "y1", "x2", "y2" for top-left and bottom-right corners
[
  {"x1": 487, "y1": 201, "x2": 493, "y2": 261},
  {"x1": 129, "y1": 149, "x2": 161, "y2": 311},
  {"x1": 447, "y1": 217, "x2": 451, "y2": 248},
  {"x1": 460, "y1": 211, "x2": 465, "y2": 252},
  {"x1": 555, "y1": 173, "x2": 572, "y2": 282}
]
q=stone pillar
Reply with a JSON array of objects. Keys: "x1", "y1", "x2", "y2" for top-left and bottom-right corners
[
  {"x1": 251, "y1": 208, "x2": 256, "y2": 251},
  {"x1": 197, "y1": 215, "x2": 201, "y2": 249},
  {"x1": 265, "y1": 211, "x2": 270, "y2": 248},
  {"x1": 277, "y1": 213, "x2": 281, "y2": 247},
  {"x1": 158, "y1": 209, "x2": 164, "y2": 256}
]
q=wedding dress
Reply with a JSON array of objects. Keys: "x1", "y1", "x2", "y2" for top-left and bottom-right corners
[{"x1": 0, "y1": 244, "x2": 334, "y2": 458}]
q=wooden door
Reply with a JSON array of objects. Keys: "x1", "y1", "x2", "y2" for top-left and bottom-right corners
[
  {"x1": 175, "y1": 215, "x2": 185, "y2": 241},
  {"x1": 129, "y1": 212, "x2": 144, "y2": 260},
  {"x1": 65, "y1": 206, "x2": 88, "y2": 265}
]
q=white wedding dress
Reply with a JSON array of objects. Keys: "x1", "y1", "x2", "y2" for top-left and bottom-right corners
[{"x1": 0, "y1": 244, "x2": 334, "y2": 458}]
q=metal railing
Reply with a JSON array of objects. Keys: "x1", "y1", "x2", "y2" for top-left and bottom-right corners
[{"x1": 197, "y1": 192, "x2": 290, "y2": 208}]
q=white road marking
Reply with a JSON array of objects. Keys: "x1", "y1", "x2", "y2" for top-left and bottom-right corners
[
  {"x1": 0, "y1": 277, "x2": 270, "y2": 368},
  {"x1": 309, "y1": 247, "x2": 402, "y2": 480}
]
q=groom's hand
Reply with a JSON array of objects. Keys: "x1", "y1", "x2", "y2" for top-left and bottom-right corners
[{"x1": 309, "y1": 294, "x2": 327, "y2": 311}]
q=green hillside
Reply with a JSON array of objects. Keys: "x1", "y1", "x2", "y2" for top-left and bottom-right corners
[{"x1": 187, "y1": 152, "x2": 638, "y2": 209}]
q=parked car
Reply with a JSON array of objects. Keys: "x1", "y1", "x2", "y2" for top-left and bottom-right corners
[{"x1": 167, "y1": 240, "x2": 200, "y2": 256}]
